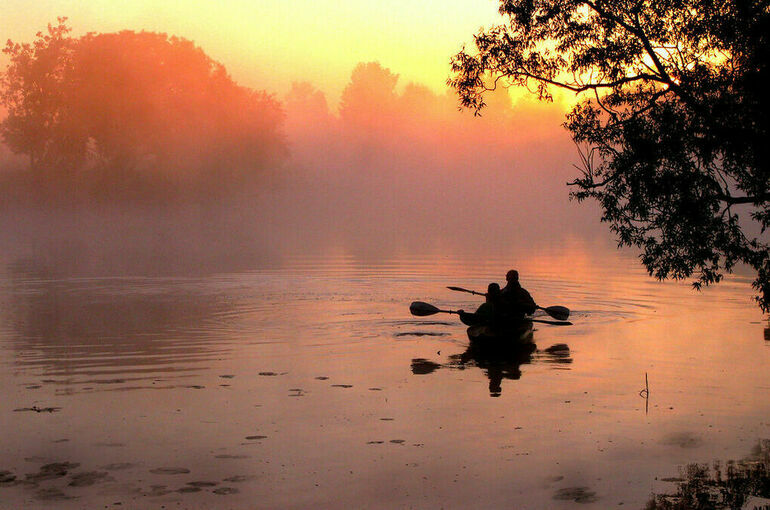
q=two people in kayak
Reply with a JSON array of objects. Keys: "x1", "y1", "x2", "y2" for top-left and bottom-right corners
[{"x1": 458, "y1": 270, "x2": 536, "y2": 328}]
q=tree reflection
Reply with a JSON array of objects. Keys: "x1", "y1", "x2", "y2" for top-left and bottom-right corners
[{"x1": 646, "y1": 439, "x2": 770, "y2": 510}]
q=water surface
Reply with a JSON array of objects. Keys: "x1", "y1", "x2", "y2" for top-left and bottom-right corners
[{"x1": 0, "y1": 245, "x2": 767, "y2": 509}]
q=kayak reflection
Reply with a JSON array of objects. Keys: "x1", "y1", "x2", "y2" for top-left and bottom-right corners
[
  {"x1": 410, "y1": 327, "x2": 572, "y2": 397},
  {"x1": 459, "y1": 332, "x2": 537, "y2": 397}
]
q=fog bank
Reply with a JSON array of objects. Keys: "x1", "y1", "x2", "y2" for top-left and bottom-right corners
[{"x1": 1, "y1": 60, "x2": 610, "y2": 275}]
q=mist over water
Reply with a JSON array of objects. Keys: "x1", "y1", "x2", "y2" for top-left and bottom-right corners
[
  {"x1": 0, "y1": 244, "x2": 766, "y2": 509},
  {"x1": 2, "y1": 44, "x2": 767, "y2": 509},
  {"x1": 1, "y1": 60, "x2": 608, "y2": 277}
]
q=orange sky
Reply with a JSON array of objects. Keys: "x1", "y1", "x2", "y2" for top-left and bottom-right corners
[{"x1": 3, "y1": 0, "x2": 514, "y2": 105}]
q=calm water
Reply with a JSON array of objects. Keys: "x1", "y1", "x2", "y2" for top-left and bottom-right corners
[{"x1": 0, "y1": 245, "x2": 768, "y2": 509}]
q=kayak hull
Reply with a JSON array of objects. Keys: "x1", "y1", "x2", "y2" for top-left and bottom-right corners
[{"x1": 466, "y1": 321, "x2": 534, "y2": 347}]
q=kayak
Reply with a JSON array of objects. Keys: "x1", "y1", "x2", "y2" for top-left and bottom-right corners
[
  {"x1": 466, "y1": 321, "x2": 534, "y2": 347},
  {"x1": 463, "y1": 322, "x2": 536, "y2": 365}
]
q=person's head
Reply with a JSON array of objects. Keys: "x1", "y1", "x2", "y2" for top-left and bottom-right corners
[
  {"x1": 506, "y1": 270, "x2": 519, "y2": 284},
  {"x1": 487, "y1": 282, "x2": 501, "y2": 302}
]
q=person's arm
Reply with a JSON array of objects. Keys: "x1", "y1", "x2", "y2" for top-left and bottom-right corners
[
  {"x1": 521, "y1": 289, "x2": 537, "y2": 315},
  {"x1": 460, "y1": 303, "x2": 492, "y2": 325},
  {"x1": 458, "y1": 310, "x2": 478, "y2": 326}
]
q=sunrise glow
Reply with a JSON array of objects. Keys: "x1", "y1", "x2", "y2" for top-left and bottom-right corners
[
  {"x1": 3, "y1": 2, "x2": 767, "y2": 509},
  {"x1": 3, "y1": 0, "x2": 508, "y2": 104}
]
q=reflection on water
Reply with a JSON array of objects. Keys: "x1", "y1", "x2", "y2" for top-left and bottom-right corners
[
  {"x1": 3, "y1": 260, "x2": 237, "y2": 389},
  {"x1": 0, "y1": 246, "x2": 768, "y2": 509},
  {"x1": 454, "y1": 340, "x2": 537, "y2": 397},
  {"x1": 647, "y1": 439, "x2": 770, "y2": 509},
  {"x1": 412, "y1": 338, "x2": 571, "y2": 397}
]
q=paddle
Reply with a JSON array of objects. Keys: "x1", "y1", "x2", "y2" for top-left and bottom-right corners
[
  {"x1": 446, "y1": 286, "x2": 570, "y2": 321},
  {"x1": 409, "y1": 301, "x2": 458, "y2": 316},
  {"x1": 409, "y1": 301, "x2": 572, "y2": 325},
  {"x1": 446, "y1": 286, "x2": 485, "y2": 297}
]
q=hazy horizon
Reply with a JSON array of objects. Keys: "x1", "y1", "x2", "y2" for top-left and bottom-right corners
[
  {"x1": 2, "y1": 7, "x2": 769, "y2": 510},
  {"x1": 0, "y1": 24, "x2": 610, "y2": 276}
]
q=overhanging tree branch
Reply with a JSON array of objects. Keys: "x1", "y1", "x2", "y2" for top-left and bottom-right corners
[
  {"x1": 451, "y1": 0, "x2": 770, "y2": 311},
  {"x1": 717, "y1": 193, "x2": 770, "y2": 205}
]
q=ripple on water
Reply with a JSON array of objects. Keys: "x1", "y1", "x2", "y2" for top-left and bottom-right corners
[{"x1": 0, "y1": 254, "x2": 756, "y2": 395}]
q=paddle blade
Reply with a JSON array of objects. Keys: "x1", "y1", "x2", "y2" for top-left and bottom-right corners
[
  {"x1": 447, "y1": 286, "x2": 485, "y2": 296},
  {"x1": 410, "y1": 301, "x2": 440, "y2": 316},
  {"x1": 541, "y1": 305, "x2": 570, "y2": 321},
  {"x1": 531, "y1": 319, "x2": 573, "y2": 326}
]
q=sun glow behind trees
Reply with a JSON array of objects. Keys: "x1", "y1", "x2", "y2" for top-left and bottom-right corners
[
  {"x1": 2, "y1": 0, "x2": 509, "y2": 106},
  {"x1": 0, "y1": 13, "x2": 606, "y2": 272},
  {"x1": 1, "y1": 20, "x2": 287, "y2": 202}
]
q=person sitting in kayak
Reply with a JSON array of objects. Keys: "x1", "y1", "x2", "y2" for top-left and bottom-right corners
[
  {"x1": 501, "y1": 270, "x2": 536, "y2": 320},
  {"x1": 458, "y1": 283, "x2": 507, "y2": 327}
]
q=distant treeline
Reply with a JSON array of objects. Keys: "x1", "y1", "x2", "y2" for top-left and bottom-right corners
[
  {"x1": 0, "y1": 18, "x2": 287, "y2": 203},
  {"x1": 0, "y1": 17, "x2": 575, "y2": 237}
]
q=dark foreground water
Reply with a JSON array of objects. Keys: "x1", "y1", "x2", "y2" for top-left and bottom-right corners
[{"x1": 0, "y1": 243, "x2": 768, "y2": 509}]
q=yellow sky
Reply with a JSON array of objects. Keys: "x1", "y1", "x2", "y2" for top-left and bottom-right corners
[{"x1": 3, "y1": 0, "x2": 506, "y2": 104}]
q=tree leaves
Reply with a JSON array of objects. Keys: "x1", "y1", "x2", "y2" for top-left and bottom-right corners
[
  {"x1": 450, "y1": 0, "x2": 770, "y2": 310},
  {"x1": 0, "y1": 20, "x2": 287, "y2": 201}
]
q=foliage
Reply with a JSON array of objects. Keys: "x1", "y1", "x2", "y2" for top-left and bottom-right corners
[
  {"x1": 449, "y1": 0, "x2": 770, "y2": 310},
  {"x1": 1, "y1": 18, "x2": 286, "y2": 200},
  {"x1": 338, "y1": 62, "x2": 401, "y2": 133},
  {"x1": 1, "y1": 18, "x2": 78, "y2": 172}
]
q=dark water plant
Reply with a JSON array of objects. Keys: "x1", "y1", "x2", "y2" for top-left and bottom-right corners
[{"x1": 646, "y1": 440, "x2": 770, "y2": 509}]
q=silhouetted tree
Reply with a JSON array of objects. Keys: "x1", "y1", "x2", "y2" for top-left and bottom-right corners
[
  {"x1": 339, "y1": 62, "x2": 400, "y2": 131},
  {"x1": 285, "y1": 82, "x2": 330, "y2": 119},
  {"x1": 450, "y1": 1, "x2": 770, "y2": 310},
  {"x1": 1, "y1": 18, "x2": 287, "y2": 199},
  {"x1": 1, "y1": 18, "x2": 81, "y2": 174},
  {"x1": 284, "y1": 81, "x2": 333, "y2": 135}
]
